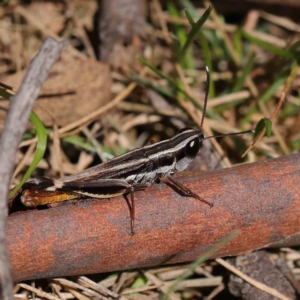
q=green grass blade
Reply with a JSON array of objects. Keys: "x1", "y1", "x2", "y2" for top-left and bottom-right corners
[
  {"x1": 9, "y1": 111, "x2": 47, "y2": 197},
  {"x1": 129, "y1": 73, "x2": 174, "y2": 98},
  {"x1": 1, "y1": 88, "x2": 48, "y2": 198},
  {"x1": 63, "y1": 135, "x2": 96, "y2": 153},
  {"x1": 180, "y1": 6, "x2": 212, "y2": 62},
  {"x1": 242, "y1": 30, "x2": 300, "y2": 60},
  {"x1": 234, "y1": 29, "x2": 243, "y2": 59},
  {"x1": 167, "y1": 0, "x2": 194, "y2": 69},
  {"x1": 161, "y1": 231, "x2": 239, "y2": 300},
  {"x1": 184, "y1": 9, "x2": 194, "y2": 25},
  {"x1": 232, "y1": 52, "x2": 255, "y2": 93},
  {"x1": 134, "y1": 59, "x2": 220, "y2": 121},
  {"x1": 260, "y1": 77, "x2": 287, "y2": 103},
  {"x1": 137, "y1": 57, "x2": 175, "y2": 86},
  {"x1": 185, "y1": 9, "x2": 215, "y2": 98},
  {"x1": 240, "y1": 76, "x2": 287, "y2": 128}
]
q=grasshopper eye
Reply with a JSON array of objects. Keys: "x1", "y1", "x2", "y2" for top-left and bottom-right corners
[{"x1": 185, "y1": 138, "x2": 200, "y2": 158}]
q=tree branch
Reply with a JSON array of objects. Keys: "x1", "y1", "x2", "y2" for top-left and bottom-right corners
[
  {"x1": 0, "y1": 37, "x2": 67, "y2": 296},
  {"x1": 7, "y1": 154, "x2": 300, "y2": 282}
]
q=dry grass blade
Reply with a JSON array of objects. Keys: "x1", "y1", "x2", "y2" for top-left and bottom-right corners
[
  {"x1": 242, "y1": 64, "x2": 299, "y2": 156},
  {"x1": 208, "y1": 90, "x2": 251, "y2": 107},
  {"x1": 53, "y1": 278, "x2": 109, "y2": 300},
  {"x1": 122, "y1": 284, "x2": 161, "y2": 295},
  {"x1": 18, "y1": 283, "x2": 61, "y2": 300},
  {"x1": 56, "y1": 73, "x2": 144, "y2": 136},
  {"x1": 164, "y1": 277, "x2": 222, "y2": 289},
  {"x1": 260, "y1": 10, "x2": 300, "y2": 32},
  {"x1": 216, "y1": 258, "x2": 293, "y2": 300},
  {"x1": 66, "y1": 288, "x2": 90, "y2": 300},
  {"x1": 78, "y1": 276, "x2": 128, "y2": 300},
  {"x1": 205, "y1": 283, "x2": 225, "y2": 300},
  {"x1": 144, "y1": 271, "x2": 180, "y2": 300},
  {"x1": 152, "y1": 0, "x2": 172, "y2": 44}
]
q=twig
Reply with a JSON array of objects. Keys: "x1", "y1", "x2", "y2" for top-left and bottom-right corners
[
  {"x1": 152, "y1": 0, "x2": 172, "y2": 44},
  {"x1": 0, "y1": 37, "x2": 67, "y2": 299},
  {"x1": 216, "y1": 258, "x2": 293, "y2": 300}
]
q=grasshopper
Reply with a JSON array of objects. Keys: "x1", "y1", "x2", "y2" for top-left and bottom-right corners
[{"x1": 19, "y1": 67, "x2": 252, "y2": 234}]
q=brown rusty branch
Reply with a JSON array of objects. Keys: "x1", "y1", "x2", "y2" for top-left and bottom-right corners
[
  {"x1": 8, "y1": 154, "x2": 300, "y2": 282},
  {"x1": 0, "y1": 37, "x2": 67, "y2": 295}
]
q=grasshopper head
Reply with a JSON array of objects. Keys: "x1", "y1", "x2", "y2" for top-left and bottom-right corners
[{"x1": 173, "y1": 128, "x2": 204, "y2": 172}]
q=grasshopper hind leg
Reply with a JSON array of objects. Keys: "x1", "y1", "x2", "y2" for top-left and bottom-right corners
[
  {"x1": 130, "y1": 189, "x2": 135, "y2": 236},
  {"x1": 124, "y1": 184, "x2": 148, "y2": 235},
  {"x1": 123, "y1": 189, "x2": 135, "y2": 236},
  {"x1": 167, "y1": 176, "x2": 213, "y2": 208}
]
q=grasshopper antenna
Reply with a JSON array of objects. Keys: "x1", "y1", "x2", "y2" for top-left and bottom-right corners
[
  {"x1": 200, "y1": 66, "x2": 210, "y2": 129},
  {"x1": 201, "y1": 66, "x2": 254, "y2": 140},
  {"x1": 204, "y1": 130, "x2": 254, "y2": 140}
]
